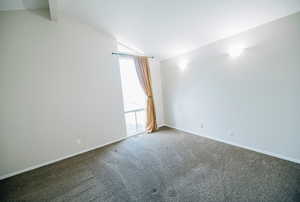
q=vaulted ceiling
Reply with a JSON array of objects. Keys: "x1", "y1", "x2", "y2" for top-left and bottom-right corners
[
  {"x1": 2, "y1": 0, "x2": 300, "y2": 60},
  {"x1": 58, "y1": 0, "x2": 300, "y2": 60}
]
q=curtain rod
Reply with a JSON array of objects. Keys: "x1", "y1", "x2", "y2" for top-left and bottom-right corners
[{"x1": 112, "y1": 52, "x2": 154, "y2": 59}]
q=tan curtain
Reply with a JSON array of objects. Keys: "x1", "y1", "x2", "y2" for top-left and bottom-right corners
[{"x1": 133, "y1": 56, "x2": 157, "y2": 133}]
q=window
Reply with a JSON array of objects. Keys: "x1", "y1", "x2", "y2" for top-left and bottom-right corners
[{"x1": 118, "y1": 44, "x2": 146, "y2": 135}]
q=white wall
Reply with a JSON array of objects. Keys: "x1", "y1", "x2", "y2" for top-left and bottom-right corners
[
  {"x1": 0, "y1": 0, "x2": 48, "y2": 11},
  {"x1": 0, "y1": 9, "x2": 127, "y2": 178},
  {"x1": 161, "y1": 12, "x2": 300, "y2": 163}
]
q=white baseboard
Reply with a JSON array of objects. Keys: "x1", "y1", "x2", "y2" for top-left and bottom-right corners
[
  {"x1": 157, "y1": 124, "x2": 166, "y2": 128},
  {"x1": 0, "y1": 126, "x2": 166, "y2": 180},
  {"x1": 164, "y1": 124, "x2": 300, "y2": 164},
  {"x1": 2, "y1": 123, "x2": 298, "y2": 180},
  {"x1": 0, "y1": 136, "x2": 127, "y2": 180}
]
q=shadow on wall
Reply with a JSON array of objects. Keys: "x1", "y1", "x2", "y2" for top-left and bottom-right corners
[{"x1": 22, "y1": 0, "x2": 50, "y2": 20}]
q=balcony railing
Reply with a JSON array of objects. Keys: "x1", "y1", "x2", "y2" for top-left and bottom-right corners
[{"x1": 124, "y1": 108, "x2": 146, "y2": 135}]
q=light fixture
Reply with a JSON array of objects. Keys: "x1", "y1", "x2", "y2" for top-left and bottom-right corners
[
  {"x1": 178, "y1": 59, "x2": 188, "y2": 71},
  {"x1": 228, "y1": 45, "x2": 244, "y2": 58}
]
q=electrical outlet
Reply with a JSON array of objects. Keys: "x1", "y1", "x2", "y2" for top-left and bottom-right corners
[
  {"x1": 229, "y1": 130, "x2": 235, "y2": 137},
  {"x1": 76, "y1": 139, "x2": 81, "y2": 144},
  {"x1": 200, "y1": 123, "x2": 204, "y2": 129}
]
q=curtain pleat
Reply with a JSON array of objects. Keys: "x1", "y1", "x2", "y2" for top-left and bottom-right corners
[{"x1": 133, "y1": 56, "x2": 157, "y2": 133}]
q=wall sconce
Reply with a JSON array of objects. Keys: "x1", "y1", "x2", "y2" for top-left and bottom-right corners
[
  {"x1": 178, "y1": 59, "x2": 188, "y2": 71},
  {"x1": 228, "y1": 45, "x2": 245, "y2": 58}
]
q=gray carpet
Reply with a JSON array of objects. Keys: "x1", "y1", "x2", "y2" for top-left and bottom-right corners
[{"x1": 1, "y1": 127, "x2": 300, "y2": 201}]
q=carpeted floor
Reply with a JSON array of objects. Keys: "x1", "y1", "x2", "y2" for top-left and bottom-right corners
[{"x1": 0, "y1": 127, "x2": 299, "y2": 201}]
